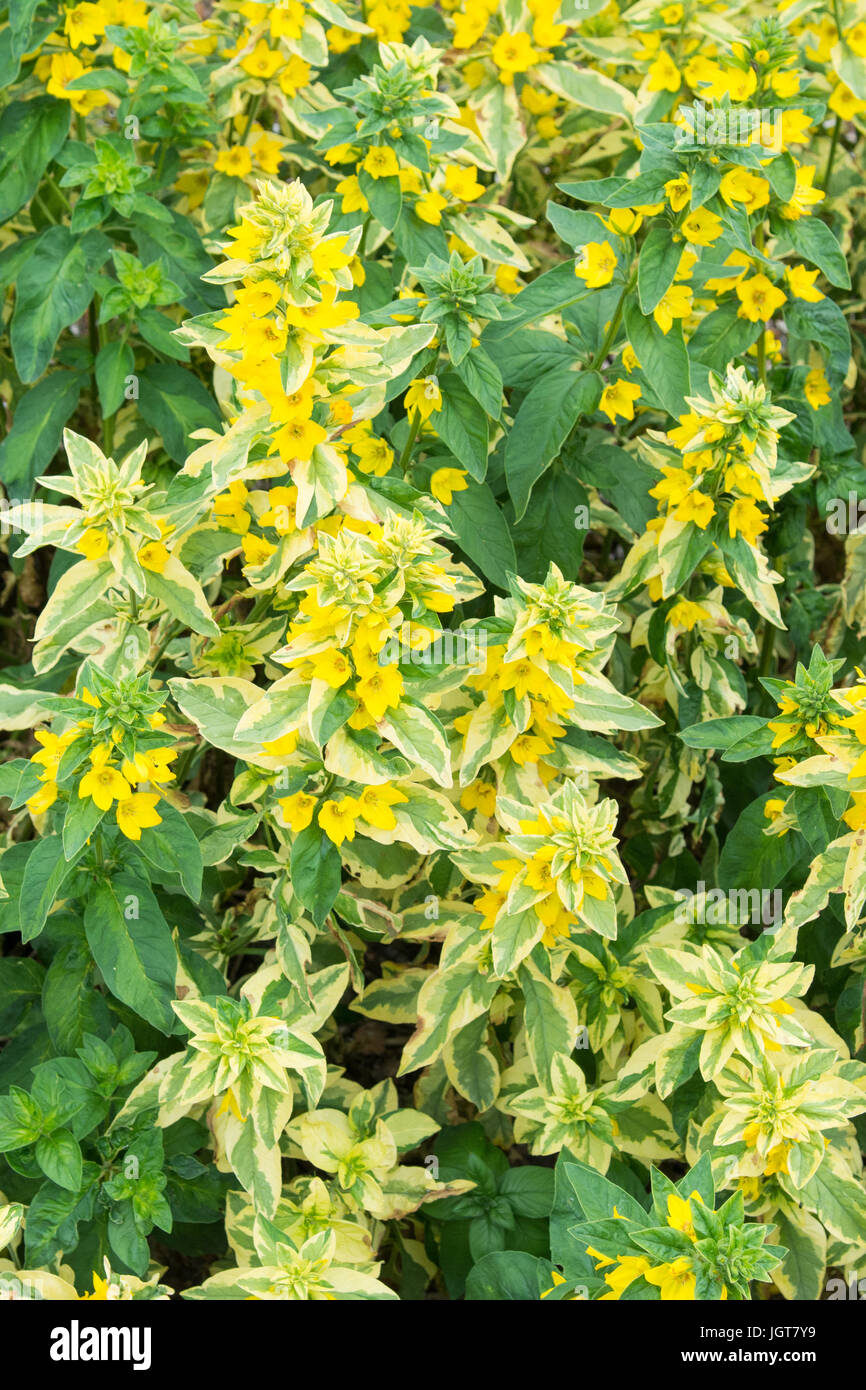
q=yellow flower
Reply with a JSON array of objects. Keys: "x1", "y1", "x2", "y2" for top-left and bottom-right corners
[
  {"x1": 352, "y1": 436, "x2": 394, "y2": 477},
  {"x1": 319, "y1": 796, "x2": 361, "y2": 846},
  {"x1": 645, "y1": 1257, "x2": 697, "y2": 1300},
  {"x1": 674, "y1": 490, "x2": 715, "y2": 529},
  {"x1": 495, "y1": 263, "x2": 521, "y2": 294},
  {"x1": 599, "y1": 1255, "x2": 652, "y2": 1299},
  {"x1": 261, "y1": 730, "x2": 299, "y2": 757},
  {"x1": 278, "y1": 55, "x2": 312, "y2": 98},
  {"x1": 272, "y1": 417, "x2": 328, "y2": 462},
  {"x1": 405, "y1": 377, "x2": 442, "y2": 421},
  {"x1": 336, "y1": 176, "x2": 368, "y2": 214},
  {"x1": 277, "y1": 791, "x2": 317, "y2": 833},
  {"x1": 653, "y1": 284, "x2": 692, "y2": 335},
  {"x1": 780, "y1": 163, "x2": 824, "y2": 221},
  {"x1": 356, "y1": 663, "x2": 404, "y2": 721},
  {"x1": 415, "y1": 189, "x2": 448, "y2": 225},
  {"x1": 65, "y1": 3, "x2": 106, "y2": 48},
  {"x1": 574, "y1": 241, "x2": 618, "y2": 288},
  {"x1": 357, "y1": 783, "x2": 408, "y2": 831},
  {"x1": 78, "y1": 749, "x2": 131, "y2": 811},
  {"x1": 828, "y1": 83, "x2": 866, "y2": 120},
  {"x1": 804, "y1": 367, "x2": 831, "y2": 410},
  {"x1": 667, "y1": 1191, "x2": 702, "y2": 1239},
  {"x1": 785, "y1": 264, "x2": 823, "y2": 302},
  {"x1": 46, "y1": 52, "x2": 107, "y2": 115},
  {"x1": 680, "y1": 207, "x2": 723, "y2": 247},
  {"x1": 215, "y1": 147, "x2": 253, "y2": 178},
  {"x1": 846, "y1": 22, "x2": 866, "y2": 56},
  {"x1": 362, "y1": 146, "x2": 400, "y2": 180},
  {"x1": 444, "y1": 164, "x2": 484, "y2": 202},
  {"x1": 27, "y1": 780, "x2": 58, "y2": 816},
  {"x1": 115, "y1": 792, "x2": 162, "y2": 841},
  {"x1": 606, "y1": 208, "x2": 643, "y2": 237},
  {"x1": 240, "y1": 40, "x2": 283, "y2": 80},
  {"x1": 664, "y1": 173, "x2": 691, "y2": 212},
  {"x1": 843, "y1": 793, "x2": 866, "y2": 832},
  {"x1": 77, "y1": 527, "x2": 110, "y2": 561},
  {"x1": 241, "y1": 534, "x2": 277, "y2": 568},
  {"x1": 667, "y1": 600, "x2": 711, "y2": 631},
  {"x1": 730, "y1": 501, "x2": 767, "y2": 557},
  {"x1": 599, "y1": 380, "x2": 641, "y2": 423},
  {"x1": 647, "y1": 52, "x2": 681, "y2": 93},
  {"x1": 719, "y1": 168, "x2": 770, "y2": 214},
  {"x1": 735, "y1": 273, "x2": 786, "y2": 323},
  {"x1": 137, "y1": 541, "x2": 170, "y2": 573},
  {"x1": 310, "y1": 648, "x2": 353, "y2": 688},
  {"x1": 430, "y1": 467, "x2": 468, "y2": 505},
  {"x1": 460, "y1": 780, "x2": 497, "y2": 817},
  {"x1": 491, "y1": 31, "x2": 540, "y2": 80}
]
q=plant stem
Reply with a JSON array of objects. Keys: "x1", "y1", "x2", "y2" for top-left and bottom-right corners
[
  {"x1": 822, "y1": 114, "x2": 841, "y2": 192},
  {"x1": 397, "y1": 408, "x2": 423, "y2": 474},
  {"x1": 588, "y1": 272, "x2": 635, "y2": 371},
  {"x1": 237, "y1": 94, "x2": 262, "y2": 150},
  {"x1": 758, "y1": 621, "x2": 776, "y2": 679}
]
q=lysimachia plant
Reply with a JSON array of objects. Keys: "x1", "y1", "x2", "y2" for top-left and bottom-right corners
[{"x1": 1, "y1": 0, "x2": 866, "y2": 1306}]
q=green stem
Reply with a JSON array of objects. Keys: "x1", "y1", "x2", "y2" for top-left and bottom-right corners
[
  {"x1": 397, "y1": 409, "x2": 423, "y2": 474},
  {"x1": 88, "y1": 303, "x2": 100, "y2": 424},
  {"x1": 758, "y1": 621, "x2": 776, "y2": 679},
  {"x1": 150, "y1": 619, "x2": 181, "y2": 670},
  {"x1": 822, "y1": 114, "x2": 842, "y2": 192},
  {"x1": 237, "y1": 94, "x2": 262, "y2": 150},
  {"x1": 755, "y1": 329, "x2": 766, "y2": 388},
  {"x1": 588, "y1": 272, "x2": 635, "y2": 371}
]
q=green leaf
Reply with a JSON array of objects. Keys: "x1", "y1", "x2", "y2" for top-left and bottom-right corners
[
  {"x1": 358, "y1": 171, "x2": 402, "y2": 230},
  {"x1": 500, "y1": 1165, "x2": 555, "y2": 1219},
  {"x1": 10, "y1": 226, "x2": 110, "y2": 383},
  {"x1": 19, "y1": 835, "x2": 86, "y2": 944},
  {"x1": 0, "y1": 957, "x2": 45, "y2": 1033},
  {"x1": 290, "y1": 824, "x2": 342, "y2": 927},
  {"x1": 784, "y1": 216, "x2": 850, "y2": 289},
  {"x1": 505, "y1": 366, "x2": 601, "y2": 520},
  {"x1": 482, "y1": 262, "x2": 586, "y2": 341},
  {"x1": 638, "y1": 224, "x2": 683, "y2": 314},
  {"x1": 679, "y1": 715, "x2": 766, "y2": 751},
  {"x1": 0, "y1": 370, "x2": 83, "y2": 496},
  {"x1": 536, "y1": 59, "x2": 634, "y2": 119},
  {"x1": 379, "y1": 700, "x2": 452, "y2": 787},
  {"x1": 42, "y1": 940, "x2": 108, "y2": 1053},
  {"x1": 83, "y1": 872, "x2": 179, "y2": 1034},
  {"x1": 433, "y1": 371, "x2": 489, "y2": 480},
  {"x1": 447, "y1": 478, "x2": 516, "y2": 590},
  {"x1": 95, "y1": 338, "x2": 134, "y2": 418},
  {"x1": 623, "y1": 302, "x2": 690, "y2": 418},
  {"x1": 138, "y1": 362, "x2": 221, "y2": 463},
  {"x1": 35, "y1": 1129, "x2": 83, "y2": 1193},
  {"x1": 717, "y1": 793, "x2": 802, "y2": 892},
  {"x1": 134, "y1": 802, "x2": 203, "y2": 901},
  {"x1": 787, "y1": 297, "x2": 851, "y2": 379},
  {"x1": 62, "y1": 793, "x2": 106, "y2": 861},
  {"x1": 464, "y1": 1251, "x2": 547, "y2": 1300},
  {"x1": 0, "y1": 97, "x2": 70, "y2": 225},
  {"x1": 453, "y1": 346, "x2": 502, "y2": 418},
  {"x1": 687, "y1": 301, "x2": 761, "y2": 371}
]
